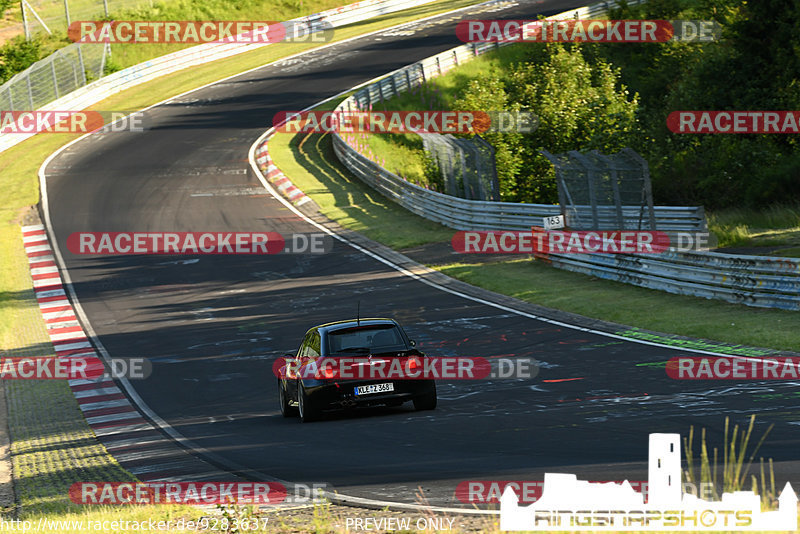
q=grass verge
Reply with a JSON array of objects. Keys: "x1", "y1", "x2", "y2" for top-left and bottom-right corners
[
  {"x1": 0, "y1": 0, "x2": 489, "y2": 528},
  {"x1": 268, "y1": 130, "x2": 800, "y2": 352}
]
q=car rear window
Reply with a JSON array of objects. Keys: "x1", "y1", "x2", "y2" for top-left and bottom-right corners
[{"x1": 328, "y1": 325, "x2": 405, "y2": 353}]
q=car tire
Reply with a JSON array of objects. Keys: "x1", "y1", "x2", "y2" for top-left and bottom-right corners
[
  {"x1": 413, "y1": 383, "x2": 437, "y2": 411},
  {"x1": 298, "y1": 382, "x2": 320, "y2": 423},
  {"x1": 279, "y1": 380, "x2": 298, "y2": 417}
]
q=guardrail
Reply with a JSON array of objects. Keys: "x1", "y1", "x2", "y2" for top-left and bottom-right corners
[
  {"x1": 328, "y1": 2, "x2": 800, "y2": 310},
  {"x1": 0, "y1": 0, "x2": 441, "y2": 154}
]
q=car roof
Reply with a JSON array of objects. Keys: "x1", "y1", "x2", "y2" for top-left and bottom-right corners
[{"x1": 315, "y1": 318, "x2": 398, "y2": 334}]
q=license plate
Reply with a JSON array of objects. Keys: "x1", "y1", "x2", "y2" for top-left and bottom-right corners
[{"x1": 354, "y1": 383, "x2": 394, "y2": 395}]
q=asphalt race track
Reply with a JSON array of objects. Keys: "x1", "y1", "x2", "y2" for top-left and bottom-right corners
[{"x1": 42, "y1": 0, "x2": 800, "y2": 507}]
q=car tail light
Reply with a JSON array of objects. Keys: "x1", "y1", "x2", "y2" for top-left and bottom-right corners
[
  {"x1": 408, "y1": 357, "x2": 421, "y2": 370},
  {"x1": 321, "y1": 367, "x2": 336, "y2": 379}
]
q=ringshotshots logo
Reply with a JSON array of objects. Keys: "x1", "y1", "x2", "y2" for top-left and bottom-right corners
[
  {"x1": 68, "y1": 20, "x2": 333, "y2": 44},
  {"x1": 0, "y1": 111, "x2": 146, "y2": 134},
  {"x1": 66, "y1": 232, "x2": 333, "y2": 254},
  {"x1": 500, "y1": 433, "x2": 798, "y2": 531},
  {"x1": 273, "y1": 356, "x2": 539, "y2": 380},
  {"x1": 667, "y1": 356, "x2": 800, "y2": 380},
  {"x1": 272, "y1": 110, "x2": 538, "y2": 134},
  {"x1": 667, "y1": 111, "x2": 800, "y2": 134},
  {"x1": 456, "y1": 20, "x2": 721, "y2": 43}
]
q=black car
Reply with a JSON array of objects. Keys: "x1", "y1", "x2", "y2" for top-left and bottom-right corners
[{"x1": 277, "y1": 318, "x2": 437, "y2": 422}]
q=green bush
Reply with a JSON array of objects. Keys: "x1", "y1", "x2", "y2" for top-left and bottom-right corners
[{"x1": 0, "y1": 36, "x2": 41, "y2": 83}]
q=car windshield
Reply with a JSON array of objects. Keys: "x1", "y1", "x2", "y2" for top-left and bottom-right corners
[{"x1": 328, "y1": 325, "x2": 406, "y2": 353}]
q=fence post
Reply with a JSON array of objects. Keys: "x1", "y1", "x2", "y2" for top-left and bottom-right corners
[
  {"x1": 20, "y1": 1, "x2": 30, "y2": 41},
  {"x1": 71, "y1": 55, "x2": 79, "y2": 87},
  {"x1": 51, "y1": 61, "x2": 60, "y2": 98},
  {"x1": 77, "y1": 45, "x2": 87, "y2": 85},
  {"x1": 26, "y1": 74, "x2": 34, "y2": 109},
  {"x1": 63, "y1": 0, "x2": 71, "y2": 26}
]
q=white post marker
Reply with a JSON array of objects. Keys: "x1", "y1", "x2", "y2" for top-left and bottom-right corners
[{"x1": 542, "y1": 215, "x2": 565, "y2": 230}]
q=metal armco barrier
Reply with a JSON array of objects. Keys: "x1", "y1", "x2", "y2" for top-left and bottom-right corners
[{"x1": 329, "y1": 1, "x2": 800, "y2": 310}]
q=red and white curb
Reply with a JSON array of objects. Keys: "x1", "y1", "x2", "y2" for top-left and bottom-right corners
[
  {"x1": 255, "y1": 134, "x2": 311, "y2": 207},
  {"x1": 21, "y1": 224, "x2": 227, "y2": 481}
]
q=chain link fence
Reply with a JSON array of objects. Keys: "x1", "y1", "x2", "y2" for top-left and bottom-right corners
[
  {"x1": 420, "y1": 132, "x2": 499, "y2": 200},
  {"x1": 540, "y1": 148, "x2": 657, "y2": 230},
  {"x1": 19, "y1": 0, "x2": 158, "y2": 39},
  {"x1": 0, "y1": 41, "x2": 109, "y2": 111}
]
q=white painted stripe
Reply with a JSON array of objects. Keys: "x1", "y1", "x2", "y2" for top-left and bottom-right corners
[
  {"x1": 69, "y1": 377, "x2": 108, "y2": 387},
  {"x1": 295, "y1": 197, "x2": 312, "y2": 207},
  {"x1": 102, "y1": 436, "x2": 164, "y2": 450},
  {"x1": 23, "y1": 234, "x2": 47, "y2": 244},
  {"x1": 31, "y1": 266, "x2": 59, "y2": 275},
  {"x1": 49, "y1": 330, "x2": 87, "y2": 341},
  {"x1": 42, "y1": 309, "x2": 75, "y2": 320},
  {"x1": 79, "y1": 398, "x2": 131, "y2": 411},
  {"x1": 85, "y1": 411, "x2": 141, "y2": 425},
  {"x1": 21, "y1": 224, "x2": 45, "y2": 232},
  {"x1": 58, "y1": 350, "x2": 96, "y2": 360},
  {"x1": 39, "y1": 299, "x2": 70, "y2": 310},
  {"x1": 24, "y1": 244, "x2": 52, "y2": 253},
  {"x1": 80, "y1": 399, "x2": 133, "y2": 412},
  {"x1": 112, "y1": 448, "x2": 184, "y2": 463},
  {"x1": 33, "y1": 276, "x2": 62, "y2": 288},
  {"x1": 52, "y1": 340, "x2": 90, "y2": 350},
  {"x1": 35, "y1": 289, "x2": 66, "y2": 299},
  {"x1": 92, "y1": 423, "x2": 152, "y2": 437},
  {"x1": 28, "y1": 254, "x2": 56, "y2": 266},
  {"x1": 47, "y1": 320, "x2": 81, "y2": 329},
  {"x1": 73, "y1": 387, "x2": 120, "y2": 398}
]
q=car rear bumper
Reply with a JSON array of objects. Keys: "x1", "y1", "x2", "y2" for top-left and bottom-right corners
[{"x1": 304, "y1": 380, "x2": 435, "y2": 411}]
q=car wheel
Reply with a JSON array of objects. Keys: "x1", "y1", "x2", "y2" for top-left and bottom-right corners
[
  {"x1": 413, "y1": 383, "x2": 437, "y2": 411},
  {"x1": 298, "y1": 383, "x2": 320, "y2": 423},
  {"x1": 279, "y1": 380, "x2": 298, "y2": 417}
]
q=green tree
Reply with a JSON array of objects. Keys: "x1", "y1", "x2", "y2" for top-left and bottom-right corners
[{"x1": 456, "y1": 44, "x2": 639, "y2": 203}]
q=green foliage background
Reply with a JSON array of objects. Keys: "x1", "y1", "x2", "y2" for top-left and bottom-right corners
[{"x1": 449, "y1": 0, "x2": 800, "y2": 208}]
